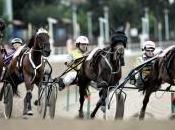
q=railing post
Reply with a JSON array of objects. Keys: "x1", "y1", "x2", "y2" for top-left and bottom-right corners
[
  {"x1": 75, "y1": 86, "x2": 78, "y2": 102},
  {"x1": 86, "y1": 95, "x2": 91, "y2": 119},
  {"x1": 171, "y1": 93, "x2": 175, "y2": 113},
  {"x1": 66, "y1": 86, "x2": 70, "y2": 111}
]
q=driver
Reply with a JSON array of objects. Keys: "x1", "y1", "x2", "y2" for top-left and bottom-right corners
[
  {"x1": 54, "y1": 36, "x2": 90, "y2": 91},
  {"x1": 130, "y1": 40, "x2": 156, "y2": 89}
]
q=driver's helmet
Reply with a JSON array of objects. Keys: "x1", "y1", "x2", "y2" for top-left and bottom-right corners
[
  {"x1": 75, "y1": 36, "x2": 89, "y2": 45},
  {"x1": 110, "y1": 30, "x2": 127, "y2": 48},
  {"x1": 0, "y1": 18, "x2": 6, "y2": 32},
  {"x1": 143, "y1": 41, "x2": 155, "y2": 50},
  {"x1": 11, "y1": 38, "x2": 23, "y2": 45}
]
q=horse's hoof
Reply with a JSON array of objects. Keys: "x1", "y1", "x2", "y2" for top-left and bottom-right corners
[
  {"x1": 100, "y1": 106, "x2": 106, "y2": 113},
  {"x1": 169, "y1": 114, "x2": 175, "y2": 120},
  {"x1": 139, "y1": 116, "x2": 144, "y2": 120},
  {"x1": 27, "y1": 110, "x2": 33, "y2": 116},
  {"x1": 34, "y1": 100, "x2": 38, "y2": 106},
  {"x1": 90, "y1": 113, "x2": 95, "y2": 119},
  {"x1": 79, "y1": 113, "x2": 84, "y2": 119},
  {"x1": 22, "y1": 114, "x2": 28, "y2": 119}
]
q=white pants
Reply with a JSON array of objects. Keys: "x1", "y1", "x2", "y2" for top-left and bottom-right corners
[{"x1": 63, "y1": 71, "x2": 77, "y2": 86}]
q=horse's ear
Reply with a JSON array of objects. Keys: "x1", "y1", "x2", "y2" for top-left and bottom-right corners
[{"x1": 28, "y1": 35, "x2": 35, "y2": 48}]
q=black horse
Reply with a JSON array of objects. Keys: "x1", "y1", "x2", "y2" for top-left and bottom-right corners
[
  {"x1": 1, "y1": 28, "x2": 51, "y2": 116},
  {"x1": 139, "y1": 46, "x2": 175, "y2": 119},
  {"x1": 78, "y1": 31, "x2": 127, "y2": 118}
]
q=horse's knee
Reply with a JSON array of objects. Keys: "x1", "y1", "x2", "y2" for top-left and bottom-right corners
[{"x1": 97, "y1": 81, "x2": 108, "y2": 88}]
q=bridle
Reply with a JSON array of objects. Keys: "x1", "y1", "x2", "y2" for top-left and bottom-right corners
[
  {"x1": 32, "y1": 34, "x2": 49, "y2": 55},
  {"x1": 100, "y1": 47, "x2": 123, "y2": 75}
]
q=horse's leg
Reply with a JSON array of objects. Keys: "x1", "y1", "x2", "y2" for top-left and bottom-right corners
[
  {"x1": 139, "y1": 89, "x2": 152, "y2": 120},
  {"x1": 23, "y1": 89, "x2": 33, "y2": 115},
  {"x1": 91, "y1": 86, "x2": 108, "y2": 119},
  {"x1": 79, "y1": 84, "x2": 86, "y2": 118},
  {"x1": 23, "y1": 79, "x2": 34, "y2": 116}
]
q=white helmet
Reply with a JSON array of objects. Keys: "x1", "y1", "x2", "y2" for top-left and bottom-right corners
[
  {"x1": 143, "y1": 41, "x2": 155, "y2": 50},
  {"x1": 11, "y1": 38, "x2": 23, "y2": 45},
  {"x1": 75, "y1": 36, "x2": 89, "y2": 45}
]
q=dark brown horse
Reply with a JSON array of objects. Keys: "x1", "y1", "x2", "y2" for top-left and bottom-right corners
[
  {"x1": 3, "y1": 28, "x2": 51, "y2": 116},
  {"x1": 78, "y1": 31, "x2": 127, "y2": 119},
  {"x1": 139, "y1": 46, "x2": 175, "y2": 119}
]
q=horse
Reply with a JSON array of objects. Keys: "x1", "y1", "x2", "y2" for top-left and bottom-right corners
[
  {"x1": 139, "y1": 46, "x2": 175, "y2": 119},
  {"x1": 78, "y1": 40, "x2": 126, "y2": 118},
  {"x1": 1, "y1": 28, "x2": 51, "y2": 116}
]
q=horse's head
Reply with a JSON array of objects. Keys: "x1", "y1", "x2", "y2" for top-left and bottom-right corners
[
  {"x1": 34, "y1": 28, "x2": 51, "y2": 57},
  {"x1": 111, "y1": 43, "x2": 125, "y2": 67},
  {"x1": 110, "y1": 30, "x2": 127, "y2": 65},
  {"x1": 111, "y1": 32, "x2": 127, "y2": 66}
]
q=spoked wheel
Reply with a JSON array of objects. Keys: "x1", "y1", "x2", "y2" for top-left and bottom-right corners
[
  {"x1": 37, "y1": 85, "x2": 48, "y2": 119},
  {"x1": 48, "y1": 84, "x2": 58, "y2": 119},
  {"x1": 3, "y1": 83, "x2": 13, "y2": 119},
  {"x1": 104, "y1": 91, "x2": 124, "y2": 120}
]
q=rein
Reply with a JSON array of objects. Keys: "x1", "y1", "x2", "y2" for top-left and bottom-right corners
[{"x1": 100, "y1": 49, "x2": 121, "y2": 74}]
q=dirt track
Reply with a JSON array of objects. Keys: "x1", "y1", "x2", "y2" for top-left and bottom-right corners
[
  {"x1": 0, "y1": 55, "x2": 175, "y2": 129},
  {"x1": 1, "y1": 119, "x2": 175, "y2": 130}
]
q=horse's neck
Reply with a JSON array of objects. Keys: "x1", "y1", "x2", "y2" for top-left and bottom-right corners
[
  {"x1": 101, "y1": 47, "x2": 120, "y2": 73},
  {"x1": 30, "y1": 47, "x2": 42, "y2": 66}
]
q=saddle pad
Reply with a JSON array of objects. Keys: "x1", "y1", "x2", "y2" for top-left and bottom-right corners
[
  {"x1": 12, "y1": 45, "x2": 25, "y2": 59},
  {"x1": 159, "y1": 45, "x2": 175, "y2": 57},
  {"x1": 86, "y1": 47, "x2": 101, "y2": 61}
]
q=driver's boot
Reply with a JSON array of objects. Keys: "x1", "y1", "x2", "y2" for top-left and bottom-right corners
[{"x1": 54, "y1": 78, "x2": 65, "y2": 91}]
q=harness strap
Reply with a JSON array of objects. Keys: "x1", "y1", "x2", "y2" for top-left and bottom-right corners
[
  {"x1": 19, "y1": 48, "x2": 30, "y2": 67},
  {"x1": 101, "y1": 54, "x2": 121, "y2": 74},
  {"x1": 28, "y1": 50, "x2": 43, "y2": 83}
]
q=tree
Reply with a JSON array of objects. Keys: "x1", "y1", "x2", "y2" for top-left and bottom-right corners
[
  {"x1": 0, "y1": 0, "x2": 4, "y2": 16},
  {"x1": 9, "y1": 0, "x2": 175, "y2": 40}
]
